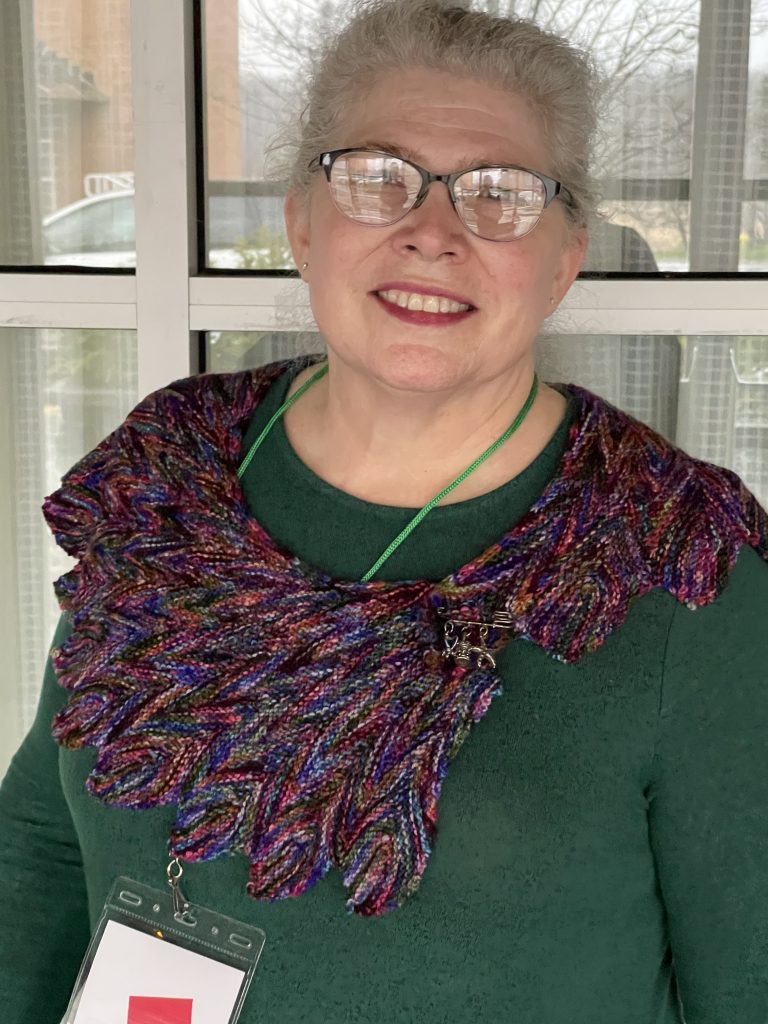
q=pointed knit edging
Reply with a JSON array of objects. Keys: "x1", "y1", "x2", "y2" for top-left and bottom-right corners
[{"x1": 42, "y1": 357, "x2": 768, "y2": 916}]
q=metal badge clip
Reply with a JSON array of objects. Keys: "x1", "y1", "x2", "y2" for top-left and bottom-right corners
[{"x1": 166, "y1": 856, "x2": 197, "y2": 926}]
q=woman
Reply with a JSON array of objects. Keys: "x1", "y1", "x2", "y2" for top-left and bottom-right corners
[{"x1": 1, "y1": 2, "x2": 767, "y2": 1022}]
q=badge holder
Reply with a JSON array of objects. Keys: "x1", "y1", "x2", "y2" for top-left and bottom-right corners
[{"x1": 61, "y1": 859, "x2": 266, "y2": 1024}]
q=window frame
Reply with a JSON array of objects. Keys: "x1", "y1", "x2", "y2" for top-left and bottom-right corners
[
  {"x1": 0, "y1": 0, "x2": 766, "y2": 400},
  {"x1": 0, "y1": 0, "x2": 767, "y2": 775}
]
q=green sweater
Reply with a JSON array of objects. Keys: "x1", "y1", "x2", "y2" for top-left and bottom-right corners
[{"x1": 1, "y1": 369, "x2": 767, "y2": 1023}]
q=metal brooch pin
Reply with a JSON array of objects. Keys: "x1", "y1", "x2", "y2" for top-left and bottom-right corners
[{"x1": 439, "y1": 610, "x2": 514, "y2": 669}]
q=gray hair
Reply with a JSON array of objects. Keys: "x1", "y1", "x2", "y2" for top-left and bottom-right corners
[{"x1": 272, "y1": 0, "x2": 602, "y2": 229}]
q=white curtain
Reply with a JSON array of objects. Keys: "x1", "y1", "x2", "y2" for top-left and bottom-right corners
[
  {"x1": 0, "y1": 2, "x2": 137, "y2": 776},
  {"x1": 0, "y1": 0, "x2": 44, "y2": 768}
]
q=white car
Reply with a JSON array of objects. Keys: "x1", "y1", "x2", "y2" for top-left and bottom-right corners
[
  {"x1": 42, "y1": 190, "x2": 289, "y2": 269},
  {"x1": 43, "y1": 191, "x2": 137, "y2": 267}
]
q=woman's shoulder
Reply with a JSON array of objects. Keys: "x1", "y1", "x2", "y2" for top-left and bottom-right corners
[
  {"x1": 115, "y1": 355, "x2": 322, "y2": 434},
  {"x1": 713, "y1": 542, "x2": 768, "y2": 621},
  {"x1": 659, "y1": 541, "x2": 768, "y2": 648},
  {"x1": 651, "y1": 541, "x2": 768, "y2": 775},
  {"x1": 125, "y1": 358, "x2": 295, "y2": 422},
  {"x1": 502, "y1": 382, "x2": 768, "y2": 663},
  {"x1": 560, "y1": 383, "x2": 768, "y2": 581},
  {"x1": 42, "y1": 358, "x2": 317, "y2": 554}
]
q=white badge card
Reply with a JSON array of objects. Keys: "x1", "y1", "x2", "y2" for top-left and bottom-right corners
[{"x1": 61, "y1": 877, "x2": 266, "y2": 1024}]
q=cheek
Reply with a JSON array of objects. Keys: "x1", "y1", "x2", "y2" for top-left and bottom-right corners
[
  {"x1": 305, "y1": 227, "x2": 374, "y2": 341},
  {"x1": 308, "y1": 223, "x2": 392, "y2": 327},
  {"x1": 520, "y1": 227, "x2": 573, "y2": 291},
  {"x1": 485, "y1": 247, "x2": 554, "y2": 314},
  {"x1": 308, "y1": 212, "x2": 370, "y2": 286}
]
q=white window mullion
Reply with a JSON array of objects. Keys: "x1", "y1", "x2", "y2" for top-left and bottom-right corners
[
  {"x1": 131, "y1": 0, "x2": 199, "y2": 397},
  {"x1": 562, "y1": 278, "x2": 768, "y2": 334},
  {"x1": 689, "y1": 0, "x2": 752, "y2": 271},
  {"x1": 188, "y1": 277, "x2": 768, "y2": 335},
  {"x1": 0, "y1": 273, "x2": 136, "y2": 328}
]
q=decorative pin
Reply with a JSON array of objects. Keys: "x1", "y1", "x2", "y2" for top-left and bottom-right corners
[{"x1": 439, "y1": 609, "x2": 513, "y2": 669}]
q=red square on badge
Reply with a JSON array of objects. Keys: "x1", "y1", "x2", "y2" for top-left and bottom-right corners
[{"x1": 127, "y1": 995, "x2": 194, "y2": 1024}]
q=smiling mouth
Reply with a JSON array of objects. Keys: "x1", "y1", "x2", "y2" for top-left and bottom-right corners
[{"x1": 375, "y1": 288, "x2": 475, "y2": 314}]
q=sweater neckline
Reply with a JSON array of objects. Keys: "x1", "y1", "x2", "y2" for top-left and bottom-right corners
[
  {"x1": 241, "y1": 365, "x2": 575, "y2": 524},
  {"x1": 233, "y1": 361, "x2": 587, "y2": 595}
]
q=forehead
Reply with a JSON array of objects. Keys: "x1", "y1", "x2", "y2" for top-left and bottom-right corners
[{"x1": 338, "y1": 67, "x2": 551, "y2": 172}]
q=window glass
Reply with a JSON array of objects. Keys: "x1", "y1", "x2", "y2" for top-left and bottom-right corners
[
  {"x1": 0, "y1": 0, "x2": 134, "y2": 268},
  {"x1": 0, "y1": 329, "x2": 137, "y2": 773},
  {"x1": 202, "y1": 0, "x2": 768, "y2": 273},
  {"x1": 207, "y1": 330, "x2": 322, "y2": 372},
  {"x1": 43, "y1": 194, "x2": 136, "y2": 259}
]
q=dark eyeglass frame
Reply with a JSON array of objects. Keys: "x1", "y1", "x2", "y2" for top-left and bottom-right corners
[{"x1": 309, "y1": 147, "x2": 574, "y2": 241}]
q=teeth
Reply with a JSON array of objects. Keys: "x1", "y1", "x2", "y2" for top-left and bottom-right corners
[{"x1": 378, "y1": 289, "x2": 470, "y2": 313}]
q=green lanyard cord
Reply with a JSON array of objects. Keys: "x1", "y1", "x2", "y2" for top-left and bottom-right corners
[
  {"x1": 238, "y1": 362, "x2": 539, "y2": 583},
  {"x1": 360, "y1": 374, "x2": 538, "y2": 581},
  {"x1": 238, "y1": 363, "x2": 329, "y2": 480}
]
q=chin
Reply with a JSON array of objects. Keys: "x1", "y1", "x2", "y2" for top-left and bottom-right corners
[{"x1": 369, "y1": 343, "x2": 471, "y2": 393}]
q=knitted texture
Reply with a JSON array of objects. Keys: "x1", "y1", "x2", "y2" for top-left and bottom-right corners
[{"x1": 43, "y1": 358, "x2": 768, "y2": 916}]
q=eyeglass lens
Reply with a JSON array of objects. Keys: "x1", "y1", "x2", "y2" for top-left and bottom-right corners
[{"x1": 328, "y1": 152, "x2": 547, "y2": 240}]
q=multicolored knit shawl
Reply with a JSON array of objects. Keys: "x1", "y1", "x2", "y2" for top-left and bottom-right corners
[{"x1": 43, "y1": 357, "x2": 768, "y2": 917}]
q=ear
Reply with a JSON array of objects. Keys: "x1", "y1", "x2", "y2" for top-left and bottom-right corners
[
  {"x1": 284, "y1": 189, "x2": 312, "y2": 272},
  {"x1": 551, "y1": 227, "x2": 587, "y2": 307}
]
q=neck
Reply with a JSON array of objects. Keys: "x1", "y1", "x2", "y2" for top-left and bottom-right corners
[{"x1": 282, "y1": 355, "x2": 566, "y2": 507}]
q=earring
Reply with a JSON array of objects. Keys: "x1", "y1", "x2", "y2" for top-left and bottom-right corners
[{"x1": 301, "y1": 262, "x2": 309, "y2": 271}]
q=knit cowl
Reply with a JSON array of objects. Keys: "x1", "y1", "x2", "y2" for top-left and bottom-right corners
[{"x1": 42, "y1": 357, "x2": 768, "y2": 916}]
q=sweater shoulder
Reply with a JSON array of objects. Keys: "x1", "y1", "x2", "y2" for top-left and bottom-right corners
[
  {"x1": 41, "y1": 360, "x2": 302, "y2": 561},
  {"x1": 564, "y1": 384, "x2": 768, "y2": 602}
]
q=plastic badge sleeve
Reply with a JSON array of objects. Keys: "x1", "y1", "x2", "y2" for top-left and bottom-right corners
[{"x1": 60, "y1": 876, "x2": 266, "y2": 1024}]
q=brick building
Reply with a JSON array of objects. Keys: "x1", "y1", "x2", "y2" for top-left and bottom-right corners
[{"x1": 33, "y1": 0, "x2": 241, "y2": 214}]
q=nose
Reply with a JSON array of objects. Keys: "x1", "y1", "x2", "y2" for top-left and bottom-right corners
[{"x1": 393, "y1": 180, "x2": 466, "y2": 260}]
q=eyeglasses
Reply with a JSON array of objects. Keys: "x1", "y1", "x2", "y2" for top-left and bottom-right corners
[{"x1": 309, "y1": 148, "x2": 574, "y2": 242}]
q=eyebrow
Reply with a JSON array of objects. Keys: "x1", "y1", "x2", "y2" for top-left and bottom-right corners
[{"x1": 354, "y1": 140, "x2": 505, "y2": 169}]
